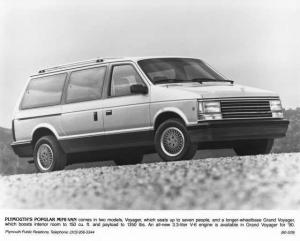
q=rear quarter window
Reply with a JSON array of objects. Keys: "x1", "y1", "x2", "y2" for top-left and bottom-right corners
[{"x1": 21, "y1": 73, "x2": 67, "y2": 109}]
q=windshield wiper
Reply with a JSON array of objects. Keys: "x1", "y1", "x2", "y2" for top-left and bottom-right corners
[
  {"x1": 154, "y1": 77, "x2": 234, "y2": 85},
  {"x1": 190, "y1": 78, "x2": 234, "y2": 84},
  {"x1": 153, "y1": 78, "x2": 185, "y2": 85}
]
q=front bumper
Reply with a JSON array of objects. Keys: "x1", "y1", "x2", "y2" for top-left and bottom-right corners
[{"x1": 188, "y1": 119, "x2": 289, "y2": 143}]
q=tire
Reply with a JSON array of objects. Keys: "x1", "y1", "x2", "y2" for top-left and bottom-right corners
[
  {"x1": 184, "y1": 143, "x2": 198, "y2": 160},
  {"x1": 154, "y1": 118, "x2": 194, "y2": 162},
  {"x1": 233, "y1": 139, "x2": 274, "y2": 156},
  {"x1": 114, "y1": 153, "x2": 143, "y2": 166},
  {"x1": 33, "y1": 135, "x2": 67, "y2": 172}
]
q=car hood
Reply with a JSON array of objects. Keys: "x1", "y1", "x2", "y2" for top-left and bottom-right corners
[{"x1": 160, "y1": 82, "x2": 278, "y2": 99}]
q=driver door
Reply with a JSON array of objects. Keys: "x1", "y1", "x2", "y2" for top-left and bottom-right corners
[{"x1": 101, "y1": 63, "x2": 151, "y2": 147}]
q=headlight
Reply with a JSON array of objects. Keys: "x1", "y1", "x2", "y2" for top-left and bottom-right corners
[
  {"x1": 203, "y1": 101, "x2": 221, "y2": 113},
  {"x1": 198, "y1": 101, "x2": 222, "y2": 120},
  {"x1": 272, "y1": 112, "x2": 284, "y2": 118},
  {"x1": 270, "y1": 100, "x2": 282, "y2": 112}
]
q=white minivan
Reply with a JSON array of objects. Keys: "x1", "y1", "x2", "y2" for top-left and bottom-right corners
[{"x1": 11, "y1": 57, "x2": 289, "y2": 172}]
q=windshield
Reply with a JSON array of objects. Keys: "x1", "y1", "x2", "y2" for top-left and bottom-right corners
[{"x1": 138, "y1": 58, "x2": 228, "y2": 85}]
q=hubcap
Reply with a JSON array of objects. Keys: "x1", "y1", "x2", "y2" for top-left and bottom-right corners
[
  {"x1": 37, "y1": 144, "x2": 54, "y2": 171},
  {"x1": 160, "y1": 127, "x2": 185, "y2": 157}
]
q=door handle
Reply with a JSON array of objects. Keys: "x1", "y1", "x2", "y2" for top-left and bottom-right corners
[
  {"x1": 93, "y1": 112, "x2": 98, "y2": 121},
  {"x1": 106, "y1": 110, "x2": 112, "y2": 116}
]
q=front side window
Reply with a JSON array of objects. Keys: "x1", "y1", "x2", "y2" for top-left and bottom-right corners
[
  {"x1": 21, "y1": 73, "x2": 66, "y2": 109},
  {"x1": 138, "y1": 58, "x2": 225, "y2": 85},
  {"x1": 66, "y1": 67, "x2": 106, "y2": 103},
  {"x1": 110, "y1": 65, "x2": 145, "y2": 97}
]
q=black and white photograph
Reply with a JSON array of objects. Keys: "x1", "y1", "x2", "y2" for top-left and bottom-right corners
[{"x1": 0, "y1": 0, "x2": 299, "y2": 240}]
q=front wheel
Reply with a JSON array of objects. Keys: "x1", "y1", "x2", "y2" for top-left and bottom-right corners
[
  {"x1": 33, "y1": 135, "x2": 67, "y2": 172},
  {"x1": 233, "y1": 139, "x2": 274, "y2": 156},
  {"x1": 155, "y1": 118, "x2": 196, "y2": 162}
]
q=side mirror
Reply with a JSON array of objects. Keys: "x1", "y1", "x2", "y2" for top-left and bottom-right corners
[{"x1": 130, "y1": 84, "x2": 148, "y2": 94}]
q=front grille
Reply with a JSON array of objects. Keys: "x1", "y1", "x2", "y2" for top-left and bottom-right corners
[{"x1": 220, "y1": 98, "x2": 274, "y2": 119}]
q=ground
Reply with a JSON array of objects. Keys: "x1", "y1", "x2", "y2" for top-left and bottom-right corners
[{"x1": 1, "y1": 153, "x2": 300, "y2": 209}]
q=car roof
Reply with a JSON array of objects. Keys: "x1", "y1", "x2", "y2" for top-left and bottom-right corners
[{"x1": 31, "y1": 56, "x2": 201, "y2": 77}]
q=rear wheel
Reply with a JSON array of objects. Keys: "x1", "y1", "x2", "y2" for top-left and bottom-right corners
[
  {"x1": 155, "y1": 118, "x2": 196, "y2": 161},
  {"x1": 33, "y1": 135, "x2": 67, "y2": 172},
  {"x1": 233, "y1": 139, "x2": 274, "y2": 156}
]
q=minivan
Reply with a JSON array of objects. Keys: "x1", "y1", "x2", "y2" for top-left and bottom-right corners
[{"x1": 11, "y1": 57, "x2": 289, "y2": 172}]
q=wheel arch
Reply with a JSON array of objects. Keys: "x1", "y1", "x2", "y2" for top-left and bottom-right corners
[
  {"x1": 31, "y1": 124, "x2": 59, "y2": 145},
  {"x1": 153, "y1": 108, "x2": 188, "y2": 130}
]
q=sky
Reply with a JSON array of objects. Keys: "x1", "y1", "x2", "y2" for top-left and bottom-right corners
[{"x1": 0, "y1": 0, "x2": 299, "y2": 128}]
